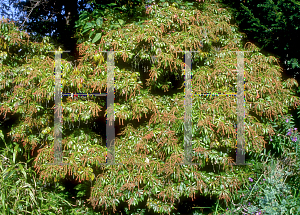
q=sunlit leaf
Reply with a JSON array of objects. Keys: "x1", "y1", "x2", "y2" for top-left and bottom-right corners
[
  {"x1": 118, "y1": 19, "x2": 124, "y2": 25},
  {"x1": 96, "y1": 17, "x2": 103, "y2": 26},
  {"x1": 92, "y1": 33, "x2": 102, "y2": 43}
]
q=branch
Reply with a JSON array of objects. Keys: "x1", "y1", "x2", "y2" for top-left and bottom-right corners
[{"x1": 20, "y1": 0, "x2": 41, "y2": 30}]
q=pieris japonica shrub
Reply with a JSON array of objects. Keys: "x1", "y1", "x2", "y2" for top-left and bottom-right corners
[{"x1": 1, "y1": 0, "x2": 300, "y2": 213}]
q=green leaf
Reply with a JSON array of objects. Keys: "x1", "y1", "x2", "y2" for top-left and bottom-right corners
[
  {"x1": 112, "y1": 24, "x2": 121, "y2": 29},
  {"x1": 92, "y1": 33, "x2": 102, "y2": 43},
  {"x1": 90, "y1": 173, "x2": 95, "y2": 181},
  {"x1": 89, "y1": 30, "x2": 95, "y2": 38},
  {"x1": 118, "y1": 19, "x2": 124, "y2": 25},
  {"x1": 96, "y1": 17, "x2": 103, "y2": 26},
  {"x1": 13, "y1": 144, "x2": 19, "y2": 164},
  {"x1": 79, "y1": 11, "x2": 88, "y2": 20},
  {"x1": 84, "y1": 22, "x2": 94, "y2": 29},
  {"x1": 0, "y1": 130, "x2": 6, "y2": 144},
  {"x1": 81, "y1": 28, "x2": 90, "y2": 35}
]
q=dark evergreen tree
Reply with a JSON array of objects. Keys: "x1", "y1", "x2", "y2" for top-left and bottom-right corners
[{"x1": 220, "y1": 0, "x2": 300, "y2": 80}]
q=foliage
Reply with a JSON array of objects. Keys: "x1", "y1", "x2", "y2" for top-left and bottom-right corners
[
  {"x1": 74, "y1": 0, "x2": 206, "y2": 46},
  {"x1": 7, "y1": 0, "x2": 90, "y2": 58},
  {"x1": 220, "y1": 159, "x2": 300, "y2": 214},
  {"x1": 0, "y1": 137, "x2": 66, "y2": 214},
  {"x1": 9, "y1": 0, "x2": 151, "y2": 60},
  {"x1": 219, "y1": 0, "x2": 300, "y2": 80},
  {"x1": 0, "y1": 137, "x2": 104, "y2": 214},
  {"x1": 214, "y1": 113, "x2": 300, "y2": 214},
  {"x1": 1, "y1": 0, "x2": 300, "y2": 214}
]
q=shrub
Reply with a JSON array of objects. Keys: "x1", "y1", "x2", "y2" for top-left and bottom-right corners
[{"x1": 1, "y1": 0, "x2": 300, "y2": 213}]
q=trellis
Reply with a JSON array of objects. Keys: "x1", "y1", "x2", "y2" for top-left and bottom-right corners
[
  {"x1": 47, "y1": 48, "x2": 251, "y2": 167},
  {"x1": 45, "y1": 50, "x2": 128, "y2": 166},
  {"x1": 178, "y1": 50, "x2": 252, "y2": 166}
]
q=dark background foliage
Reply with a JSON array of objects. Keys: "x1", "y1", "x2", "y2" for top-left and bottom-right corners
[
  {"x1": 1, "y1": 0, "x2": 150, "y2": 61},
  {"x1": 220, "y1": 0, "x2": 300, "y2": 81}
]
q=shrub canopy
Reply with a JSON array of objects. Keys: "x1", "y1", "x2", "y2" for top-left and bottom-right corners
[{"x1": 1, "y1": 0, "x2": 300, "y2": 214}]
